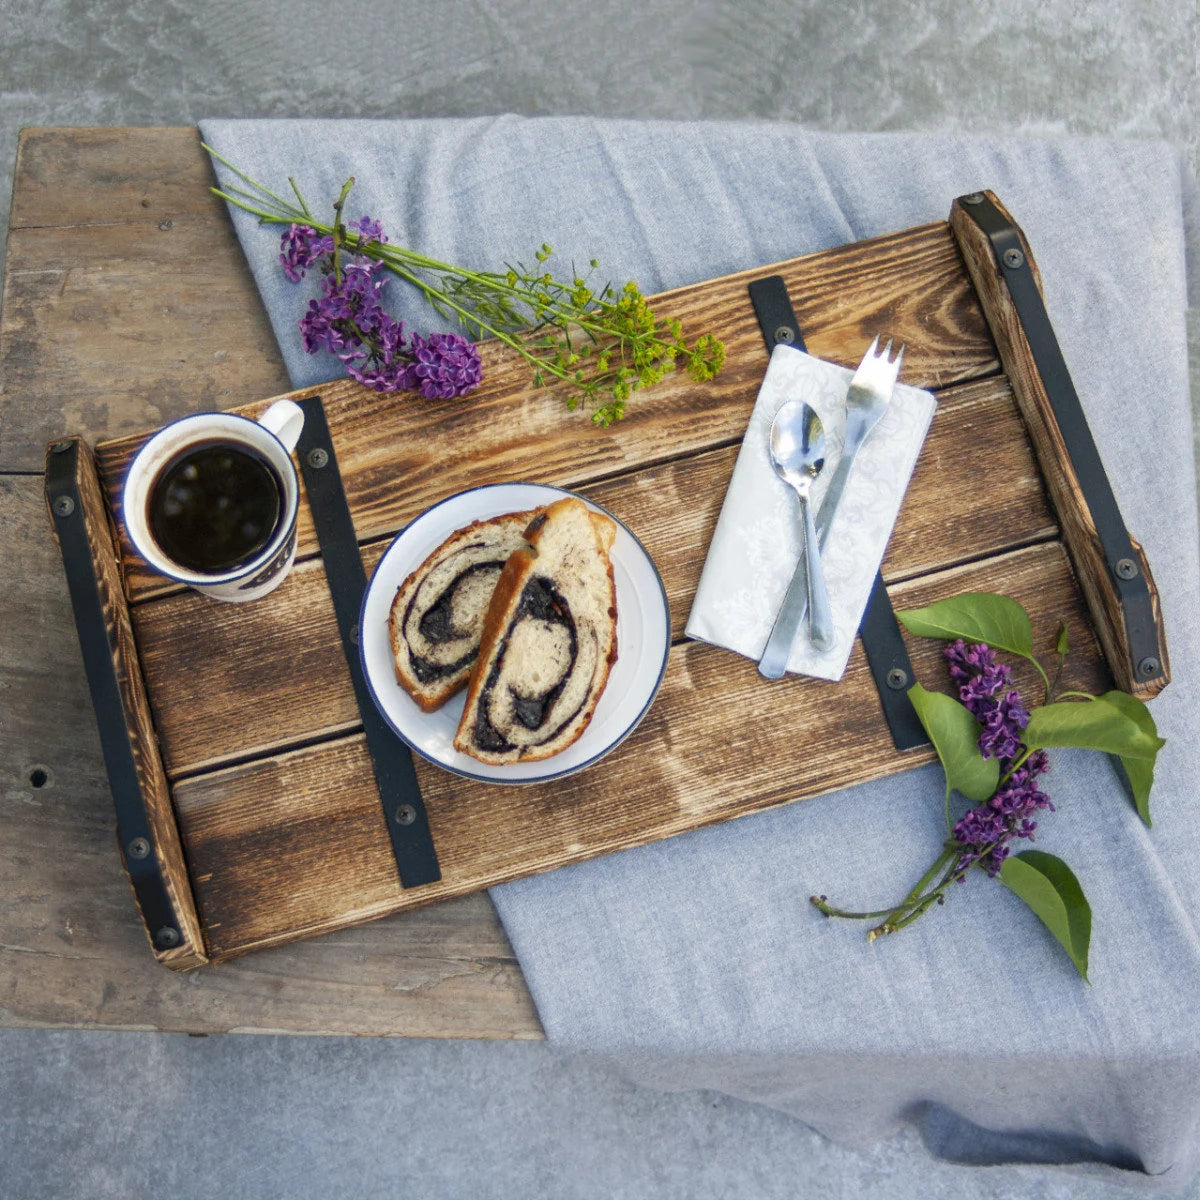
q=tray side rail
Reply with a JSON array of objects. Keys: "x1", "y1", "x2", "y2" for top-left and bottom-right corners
[
  {"x1": 949, "y1": 190, "x2": 1169, "y2": 700},
  {"x1": 44, "y1": 437, "x2": 207, "y2": 969}
]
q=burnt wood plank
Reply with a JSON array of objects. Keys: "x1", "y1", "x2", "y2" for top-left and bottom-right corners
[
  {"x1": 42, "y1": 438, "x2": 206, "y2": 970},
  {"x1": 133, "y1": 374, "x2": 1053, "y2": 778},
  {"x1": 950, "y1": 191, "x2": 1169, "y2": 700},
  {"x1": 95, "y1": 218, "x2": 1000, "y2": 602},
  {"x1": 173, "y1": 540, "x2": 1106, "y2": 959}
]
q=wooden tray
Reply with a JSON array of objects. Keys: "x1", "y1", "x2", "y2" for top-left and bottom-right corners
[{"x1": 45, "y1": 191, "x2": 1169, "y2": 969}]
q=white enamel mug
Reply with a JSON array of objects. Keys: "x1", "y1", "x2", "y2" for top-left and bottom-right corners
[{"x1": 123, "y1": 400, "x2": 305, "y2": 602}]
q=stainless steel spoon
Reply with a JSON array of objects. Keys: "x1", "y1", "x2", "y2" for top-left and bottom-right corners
[{"x1": 758, "y1": 400, "x2": 834, "y2": 677}]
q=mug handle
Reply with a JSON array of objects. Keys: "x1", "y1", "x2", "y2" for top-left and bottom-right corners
[{"x1": 258, "y1": 399, "x2": 305, "y2": 454}]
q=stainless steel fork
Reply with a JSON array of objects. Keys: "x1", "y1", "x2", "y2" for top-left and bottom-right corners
[
  {"x1": 758, "y1": 335, "x2": 905, "y2": 679},
  {"x1": 812, "y1": 335, "x2": 904, "y2": 549}
]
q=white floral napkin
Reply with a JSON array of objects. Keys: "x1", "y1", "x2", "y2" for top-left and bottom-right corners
[{"x1": 685, "y1": 343, "x2": 937, "y2": 681}]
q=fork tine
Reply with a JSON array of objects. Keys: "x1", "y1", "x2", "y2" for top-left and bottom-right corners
[
  {"x1": 893, "y1": 342, "x2": 905, "y2": 374},
  {"x1": 863, "y1": 334, "x2": 879, "y2": 362},
  {"x1": 880, "y1": 337, "x2": 893, "y2": 361}
]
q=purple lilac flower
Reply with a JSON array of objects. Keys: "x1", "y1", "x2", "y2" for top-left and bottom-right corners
[
  {"x1": 349, "y1": 215, "x2": 386, "y2": 244},
  {"x1": 944, "y1": 639, "x2": 1052, "y2": 878},
  {"x1": 398, "y1": 333, "x2": 484, "y2": 399},
  {"x1": 280, "y1": 224, "x2": 333, "y2": 283},
  {"x1": 282, "y1": 220, "x2": 482, "y2": 400}
]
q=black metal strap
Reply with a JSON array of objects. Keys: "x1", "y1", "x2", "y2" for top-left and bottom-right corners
[
  {"x1": 46, "y1": 441, "x2": 185, "y2": 951},
  {"x1": 296, "y1": 397, "x2": 441, "y2": 888},
  {"x1": 954, "y1": 193, "x2": 1164, "y2": 686},
  {"x1": 748, "y1": 275, "x2": 929, "y2": 751}
]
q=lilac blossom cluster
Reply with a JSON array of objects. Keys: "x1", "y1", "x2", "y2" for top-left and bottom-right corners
[
  {"x1": 945, "y1": 640, "x2": 1053, "y2": 877},
  {"x1": 280, "y1": 220, "x2": 482, "y2": 399}
]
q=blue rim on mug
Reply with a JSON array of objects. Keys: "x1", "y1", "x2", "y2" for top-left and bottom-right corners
[
  {"x1": 358, "y1": 482, "x2": 672, "y2": 785},
  {"x1": 122, "y1": 410, "x2": 301, "y2": 588}
]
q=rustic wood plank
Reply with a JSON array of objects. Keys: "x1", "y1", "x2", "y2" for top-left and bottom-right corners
[
  {"x1": 0, "y1": 473, "x2": 541, "y2": 1035},
  {"x1": 0, "y1": 219, "x2": 290, "y2": 470},
  {"x1": 949, "y1": 191, "x2": 1170, "y2": 700},
  {"x1": 174, "y1": 540, "x2": 1107, "y2": 959},
  {"x1": 43, "y1": 439, "x2": 207, "y2": 970},
  {"x1": 95, "y1": 218, "x2": 1000, "y2": 602},
  {"x1": 133, "y1": 374, "x2": 1054, "y2": 778},
  {"x1": 10, "y1": 127, "x2": 226, "y2": 229}
]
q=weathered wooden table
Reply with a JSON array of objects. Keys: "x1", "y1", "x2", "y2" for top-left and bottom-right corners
[{"x1": 1, "y1": 128, "x2": 542, "y2": 1037}]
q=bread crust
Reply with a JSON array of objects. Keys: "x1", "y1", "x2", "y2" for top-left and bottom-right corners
[
  {"x1": 454, "y1": 498, "x2": 619, "y2": 764},
  {"x1": 388, "y1": 509, "x2": 538, "y2": 712}
]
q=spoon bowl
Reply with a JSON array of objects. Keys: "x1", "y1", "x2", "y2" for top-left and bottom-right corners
[
  {"x1": 769, "y1": 399, "x2": 826, "y2": 496},
  {"x1": 760, "y1": 400, "x2": 834, "y2": 665}
]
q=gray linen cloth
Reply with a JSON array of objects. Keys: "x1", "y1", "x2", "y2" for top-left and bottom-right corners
[{"x1": 201, "y1": 117, "x2": 1200, "y2": 1188}]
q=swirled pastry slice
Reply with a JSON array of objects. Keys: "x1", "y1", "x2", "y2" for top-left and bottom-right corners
[
  {"x1": 454, "y1": 498, "x2": 618, "y2": 765},
  {"x1": 389, "y1": 510, "x2": 539, "y2": 712}
]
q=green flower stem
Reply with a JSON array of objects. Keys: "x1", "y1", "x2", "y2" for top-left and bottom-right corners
[
  {"x1": 810, "y1": 846, "x2": 958, "y2": 922},
  {"x1": 900, "y1": 846, "x2": 957, "y2": 909},
  {"x1": 998, "y1": 747, "x2": 1033, "y2": 788},
  {"x1": 868, "y1": 850, "x2": 963, "y2": 939},
  {"x1": 1026, "y1": 654, "x2": 1052, "y2": 704},
  {"x1": 287, "y1": 176, "x2": 312, "y2": 218},
  {"x1": 329, "y1": 177, "x2": 354, "y2": 287}
]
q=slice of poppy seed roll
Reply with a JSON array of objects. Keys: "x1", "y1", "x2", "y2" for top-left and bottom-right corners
[
  {"x1": 389, "y1": 510, "x2": 540, "y2": 712},
  {"x1": 454, "y1": 497, "x2": 618, "y2": 765}
]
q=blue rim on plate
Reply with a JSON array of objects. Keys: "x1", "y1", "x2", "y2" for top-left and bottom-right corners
[{"x1": 358, "y1": 482, "x2": 671, "y2": 785}]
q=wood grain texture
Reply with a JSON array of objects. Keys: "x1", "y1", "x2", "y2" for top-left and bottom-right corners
[
  {"x1": 43, "y1": 438, "x2": 206, "y2": 970},
  {"x1": 0, "y1": 469, "x2": 540, "y2": 1036},
  {"x1": 94, "y1": 219, "x2": 999, "y2": 603},
  {"x1": 0, "y1": 129, "x2": 290, "y2": 471},
  {"x1": 9, "y1": 127, "x2": 230, "y2": 230},
  {"x1": 2, "y1": 129, "x2": 541, "y2": 1035},
  {"x1": 132, "y1": 374, "x2": 1054, "y2": 779},
  {"x1": 173, "y1": 541, "x2": 1107, "y2": 960},
  {"x1": 949, "y1": 191, "x2": 1170, "y2": 700}
]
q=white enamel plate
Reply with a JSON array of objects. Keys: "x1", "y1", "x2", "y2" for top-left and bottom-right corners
[{"x1": 359, "y1": 483, "x2": 671, "y2": 784}]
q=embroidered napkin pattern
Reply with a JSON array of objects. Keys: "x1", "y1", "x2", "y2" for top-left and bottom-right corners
[{"x1": 685, "y1": 343, "x2": 937, "y2": 682}]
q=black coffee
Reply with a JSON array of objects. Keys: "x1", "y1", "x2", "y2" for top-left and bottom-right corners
[{"x1": 148, "y1": 440, "x2": 283, "y2": 574}]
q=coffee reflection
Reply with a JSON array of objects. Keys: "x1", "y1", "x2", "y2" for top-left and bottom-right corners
[{"x1": 148, "y1": 440, "x2": 283, "y2": 574}]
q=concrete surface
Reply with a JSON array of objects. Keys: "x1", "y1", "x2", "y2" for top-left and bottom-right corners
[{"x1": 2, "y1": 0, "x2": 1198, "y2": 1196}]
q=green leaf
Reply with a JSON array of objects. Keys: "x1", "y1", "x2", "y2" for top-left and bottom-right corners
[
  {"x1": 999, "y1": 851, "x2": 1091, "y2": 980},
  {"x1": 1097, "y1": 690, "x2": 1162, "y2": 827},
  {"x1": 895, "y1": 593, "x2": 1034, "y2": 659},
  {"x1": 907, "y1": 683, "x2": 1000, "y2": 803},
  {"x1": 1024, "y1": 697, "x2": 1164, "y2": 760}
]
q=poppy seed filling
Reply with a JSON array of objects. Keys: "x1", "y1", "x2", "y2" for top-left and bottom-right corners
[{"x1": 474, "y1": 576, "x2": 587, "y2": 752}]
